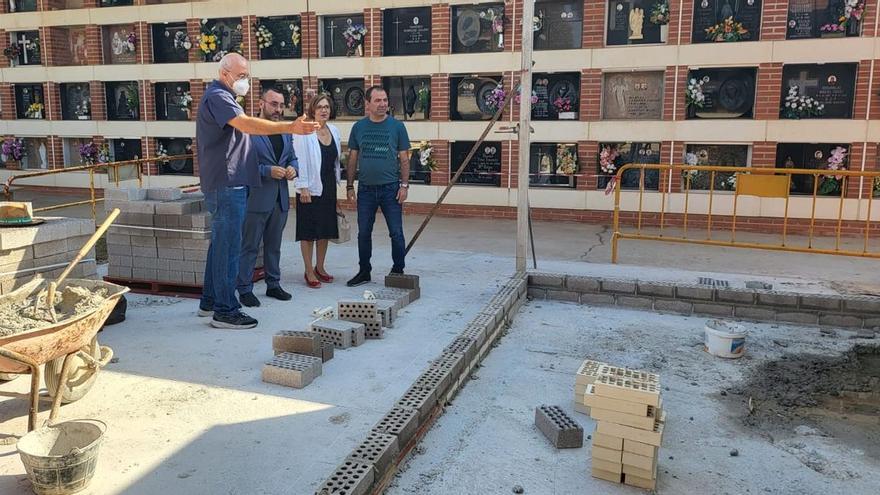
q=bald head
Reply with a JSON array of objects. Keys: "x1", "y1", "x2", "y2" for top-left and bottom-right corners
[{"x1": 218, "y1": 53, "x2": 249, "y2": 91}]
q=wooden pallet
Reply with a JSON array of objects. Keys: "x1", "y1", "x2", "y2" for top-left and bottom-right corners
[{"x1": 104, "y1": 276, "x2": 203, "y2": 298}]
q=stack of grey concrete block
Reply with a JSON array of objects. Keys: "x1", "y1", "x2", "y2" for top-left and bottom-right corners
[
  {"x1": 104, "y1": 187, "x2": 212, "y2": 286},
  {"x1": 0, "y1": 217, "x2": 97, "y2": 295}
]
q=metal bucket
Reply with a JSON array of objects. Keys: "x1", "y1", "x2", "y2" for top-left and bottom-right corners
[{"x1": 16, "y1": 419, "x2": 106, "y2": 495}]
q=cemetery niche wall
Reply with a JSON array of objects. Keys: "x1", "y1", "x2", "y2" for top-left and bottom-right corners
[
  {"x1": 102, "y1": 24, "x2": 137, "y2": 65},
  {"x1": 606, "y1": 0, "x2": 665, "y2": 45},
  {"x1": 451, "y1": 141, "x2": 502, "y2": 186},
  {"x1": 408, "y1": 145, "x2": 432, "y2": 185},
  {"x1": 383, "y1": 7, "x2": 432, "y2": 56},
  {"x1": 319, "y1": 79, "x2": 365, "y2": 120},
  {"x1": 108, "y1": 138, "x2": 142, "y2": 181},
  {"x1": 55, "y1": 27, "x2": 89, "y2": 66},
  {"x1": 155, "y1": 82, "x2": 192, "y2": 121},
  {"x1": 532, "y1": 72, "x2": 580, "y2": 120},
  {"x1": 156, "y1": 138, "x2": 193, "y2": 175},
  {"x1": 452, "y1": 3, "x2": 505, "y2": 53},
  {"x1": 533, "y1": 0, "x2": 584, "y2": 50},
  {"x1": 780, "y1": 63, "x2": 857, "y2": 119},
  {"x1": 152, "y1": 22, "x2": 192, "y2": 64},
  {"x1": 601, "y1": 71, "x2": 664, "y2": 120},
  {"x1": 776, "y1": 142, "x2": 851, "y2": 196},
  {"x1": 105, "y1": 81, "x2": 140, "y2": 121},
  {"x1": 256, "y1": 16, "x2": 302, "y2": 60},
  {"x1": 260, "y1": 80, "x2": 303, "y2": 120},
  {"x1": 14, "y1": 84, "x2": 45, "y2": 120},
  {"x1": 322, "y1": 14, "x2": 366, "y2": 57},
  {"x1": 686, "y1": 67, "x2": 756, "y2": 119},
  {"x1": 60, "y1": 82, "x2": 91, "y2": 120},
  {"x1": 692, "y1": 0, "x2": 762, "y2": 43},
  {"x1": 530, "y1": 143, "x2": 578, "y2": 188},
  {"x1": 450, "y1": 75, "x2": 503, "y2": 121},
  {"x1": 198, "y1": 18, "x2": 243, "y2": 63},
  {"x1": 684, "y1": 143, "x2": 750, "y2": 190},
  {"x1": 21, "y1": 137, "x2": 49, "y2": 170},
  {"x1": 7, "y1": 31, "x2": 41, "y2": 67},
  {"x1": 597, "y1": 142, "x2": 661, "y2": 190},
  {"x1": 382, "y1": 76, "x2": 431, "y2": 121},
  {"x1": 786, "y1": 0, "x2": 864, "y2": 39}
]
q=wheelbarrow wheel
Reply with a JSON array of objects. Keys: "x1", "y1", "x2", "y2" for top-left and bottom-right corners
[{"x1": 45, "y1": 337, "x2": 101, "y2": 404}]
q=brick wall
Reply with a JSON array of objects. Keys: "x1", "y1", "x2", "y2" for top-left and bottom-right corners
[
  {"x1": 45, "y1": 82, "x2": 60, "y2": 120},
  {"x1": 0, "y1": 30, "x2": 7, "y2": 69},
  {"x1": 577, "y1": 140, "x2": 598, "y2": 190},
  {"x1": 580, "y1": 69, "x2": 601, "y2": 121},
  {"x1": 754, "y1": 63, "x2": 782, "y2": 120},
  {"x1": 751, "y1": 141, "x2": 777, "y2": 168},
  {"x1": 511, "y1": 0, "x2": 523, "y2": 52},
  {"x1": 191, "y1": 138, "x2": 199, "y2": 177},
  {"x1": 430, "y1": 73, "x2": 450, "y2": 121},
  {"x1": 302, "y1": 12, "x2": 318, "y2": 59},
  {"x1": 664, "y1": 66, "x2": 683, "y2": 121},
  {"x1": 760, "y1": 0, "x2": 788, "y2": 41},
  {"x1": 862, "y1": 1, "x2": 877, "y2": 37},
  {"x1": 143, "y1": 82, "x2": 156, "y2": 121},
  {"x1": 0, "y1": 84, "x2": 14, "y2": 119},
  {"x1": 847, "y1": 142, "x2": 868, "y2": 198},
  {"x1": 189, "y1": 79, "x2": 204, "y2": 121},
  {"x1": 47, "y1": 135, "x2": 63, "y2": 169},
  {"x1": 501, "y1": 140, "x2": 515, "y2": 188},
  {"x1": 141, "y1": 137, "x2": 157, "y2": 175},
  {"x1": 432, "y1": 4, "x2": 450, "y2": 55},
  {"x1": 89, "y1": 81, "x2": 106, "y2": 121},
  {"x1": 853, "y1": 60, "x2": 872, "y2": 119},
  {"x1": 242, "y1": 15, "x2": 257, "y2": 60},
  {"x1": 135, "y1": 22, "x2": 152, "y2": 65},
  {"x1": 86, "y1": 25, "x2": 102, "y2": 65},
  {"x1": 365, "y1": 8, "x2": 382, "y2": 57},
  {"x1": 187, "y1": 19, "x2": 202, "y2": 63},
  {"x1": 430, "y1": 139, "x2": 450, "y2": 185},
  {"x1": 667, "y1": 141, "x2": 685, "y2": 192},
  {"x1": 674, "y1": 0, "x2": 694, "y2": 45},
  {"x1": 582, "y1": 0, "x2": 604, "y2": 48},
  {"x1": 870, "y1": 60, "x2": 880, "y2": 120}
]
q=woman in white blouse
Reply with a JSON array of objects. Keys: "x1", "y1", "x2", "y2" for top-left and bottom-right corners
[{"x1": 292, "y1": 94, "x2": 343, "y2": 288}]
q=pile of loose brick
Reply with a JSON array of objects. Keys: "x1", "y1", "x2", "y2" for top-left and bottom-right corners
[
  {"x1": 262, "y1": 273, "x2": 420, "y2": 390},
  {"x1": 577, "y1": 359, "x2": 665, "y2": 490},
  {"x1": 0, "y1": 217, "x2": 98, "y2": 295},
  {"x1": 104, "y1": 187, "x2": 212, "y2": 286}
]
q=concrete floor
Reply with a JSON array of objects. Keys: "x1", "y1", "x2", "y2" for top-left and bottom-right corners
[{"x1": 389, "y1": 300, "x2": 880, "y2": 495}]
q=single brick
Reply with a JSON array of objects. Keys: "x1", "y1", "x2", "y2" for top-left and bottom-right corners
[
  {"x1": 131, "y1": 246, "x2": 157, "y2": 258},
  {"x1": 565, "y1": 275, "x2": 601, "y2": 292},
  {"x1": 799, "y1": 294, "x2": 842, "y2": 311},
  {"x1": 818, "y1": 314, "x2": 862, "y2": 328},
  {"x1": 155, "y1": 199, "x2": 202, "y2": 215},
  {"x1": 734, "y1": 306, "x2": 777, "y2": 322},
  {"x1": 676, "y1": 285, "x2": 715, "y2": 301},
  {"x1": 547, "y1": 289, "x2": 580, "y2": 303},
  {"x1": 600, "y1": 279, "x2": 637, "y2": 294},
  {"x1": 384, "y1": 273, "x2": 419, "y2": 290},
  {"x1": 414, "y1": 365, "x2": 455, "y2": 398},
  {"x1": 157, "y1": 247, "x2": 184, "y2": 260},
  {"x1": 535, "y1": 405, "x2": 584, "y2": 449},
  {"x1": 374, "y1": 299, "x2": 397, "y2": 328},
  {"x1": 580, "y1": 293, "x2": 616, "y2": 306},
  {"x1": 692, "y1": 302, "x2": 734, "y2": 317},
  {"x1": 105, "y1": 187, "x2": 146, "y2": 201},
  {"x1": 431, "y1": 351, "x2": 466, "y2": 378},
  {"x1": 146, "y1": 187, "x2": 183, "y2": 201},
  {"x1": 636, "y1": 281, "x2": 675, "y2": 298},
  {"x1": 443, "y1": 337, "x2": 478, "y2": 363},
  {"x1": 757, "y1": 292, "x2": 800, "y2": 308},
  {"x1": 715, "y1": 288, "x2": 756, "y2": 304},
  {"x1": 273, "y1": 330, "x2": 322, "y2": 356},
  {"x1": 408, "y1": 286, "x2": 420, "y2": 302},
  {"x1": 347, "y1": 431, "x2": 399, "y2": 479},
  {"x1": 372, "y1": 406, "x2": 419, "y2": 447},
  {"x1": 311, "y1": 319, "x2": 359, "y2": 349},
  {"x1": 358, "y1": 320, "x2": 378, "y2": 341},
  {"x1": 321, "y1": 342, "x2": 334, "y2": 362},
  {"x1": 616, "y1": 296, "x2": 654, "y2": 310},
  {"x1": 528, "y1": 272, "x2": 564, "y2": 288},
  {"x1": 338, "y1": 300, "x2": 379, "y2": 322},
  {"x1": 459, "y1": 323, "x2": 487, "y2": 349},
  {"x1": 371, "y1": 288, "x2": 410, "y2": 309},
  {"x1": 107, "y1": 243, "x2": 132, "y2": 257},
  {"x1": 396, "y1": 385, "x2": 437, "y2": 421},
  {"x1": 273, "y1": 352, "x2": 322, "y2": 377},
  {"x1": 261, "y1": 357, "x2": 317, "y2": 389},
  {"x1": 316, "y1": 461, "x2": 375, "y2": 495},
  {"x1": 653, "y1": 298, "x2": 692, "y2": 315},
  {"x1": 842, "y1": 296, "x2": 880, "y2": 314},
  {"x1": 776, "y1": 312, "x2": 818, "y2": 325},
  {"x1": 183, "y1": 249, "x2": 208, "y2": 262},
  {"x1": 527, "y1": 287, "x2": 547, "y2": 299}
]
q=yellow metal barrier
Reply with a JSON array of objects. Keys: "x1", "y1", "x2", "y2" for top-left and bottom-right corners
[
  {"x1": 610, "y1": 163, "x2": 880, "y2": 263},
  {"x1": 2, "y1": 155, "x2": 195, "y2": 225}
]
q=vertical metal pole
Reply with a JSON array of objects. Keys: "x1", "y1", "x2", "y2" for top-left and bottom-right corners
[{"x1": 516, "y1": 0, "x2": 535, "y2": 273}]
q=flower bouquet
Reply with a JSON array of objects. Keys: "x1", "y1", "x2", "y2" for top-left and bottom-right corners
[
  {"x1": 481, "y1": 8, "x2": 505, "y2": 49},
  {"x1": 416, "y1": 85, "x2": 430, "y2": 116},
  {"x1": 156, "y1": 142, "x2": 170, "y2": 164},
  {"x1": 781, "y1": 85, "x2": 824, "y2": 119},
  {"x1": 3, "y1": 43, "x2": 20, "y2": 60},
  {"x1": 553, "y1": 96, "x2": 575, "y2": 119},
  {"x1": 291, "y1": 23, "x2": 301, "y2": 47},
  {"x1": 650, "y1": 0, "x2": 670, "y2": 42},
  {"x1": 705, "y1": 17, "x2": 750, "y2": 42},
  {"x1": 686, "y1": 77, "x2": 706, "y2": 116},
  {"x1": 25, "y1": 102, "x2": 44, "y2": 119},
  {"x1": 173, "y1": 31, "x2": 193, "y2": 52},
  {"x1": 819, "y1": 146, "x2": 847, "y2": 195},
  {"x1": 600, "y1": 145, "x2": 621, "y2": 194},
  {"x1": 484, "y1": 85, "x2": 507, "y2": 114},
  {"x1": 342, "y1": 23, "x2": 367, "y2": 57},
  {"x1": 79, "y1": 141, "x2": 101, "y2": 165},
  {"x1": 418, "y1": 140, "x2": 438, "y2": 171},
  {"x1": 2, "y1": 138, "x2": 25, "y2": 169},
  {"x1": 556, "y1": 144, "x2": 577, "y2": 175},
  {"x1": 256, "y1": 24, "x2": 274, "y2": 50}
]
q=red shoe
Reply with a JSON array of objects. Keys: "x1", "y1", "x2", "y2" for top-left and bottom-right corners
[
  {"x1": 315, "y1": 267, "x2": 334, "y2": 283},
  {"x1": 304, "y1": 273, "x2": 322, "y2": 289}
]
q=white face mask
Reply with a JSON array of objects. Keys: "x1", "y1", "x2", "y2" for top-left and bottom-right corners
[{"x1": 232, "y1": 78, "x2": 250, "y2": 96}]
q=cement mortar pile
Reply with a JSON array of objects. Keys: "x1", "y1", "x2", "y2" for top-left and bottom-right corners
[{"x1": 0, "y1": 285, "x2": 109, "y2": 337}]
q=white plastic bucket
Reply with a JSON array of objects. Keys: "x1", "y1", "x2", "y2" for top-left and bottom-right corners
[{"x1": 704, "y1": 320, "x2": 746, "y2": 359}]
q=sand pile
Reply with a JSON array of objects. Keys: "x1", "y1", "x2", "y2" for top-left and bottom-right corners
[{"x1": 0, "y1": 285, "x2": 109, "y2": 337}]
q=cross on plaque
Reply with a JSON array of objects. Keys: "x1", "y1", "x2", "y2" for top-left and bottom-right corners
[
  {"x1": 392, "y1": 16, "x2": 403, "y2": 52},
  {"x1": 16, "y1": 32, "x2": 34, "y2": 65},
  {"x1": 327, "y1": 20, "x2": 337, "y2": 53},
  {"x1": 793, "y1": 70, "x2": 819, "y2": 94}
]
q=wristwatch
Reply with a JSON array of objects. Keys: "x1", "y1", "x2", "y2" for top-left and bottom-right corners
[{"x1": 400, "y1": 183, "x2": 409, "y2": 189}]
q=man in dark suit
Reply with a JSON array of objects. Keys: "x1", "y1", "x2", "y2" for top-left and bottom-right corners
[{"x1": 237, "y1": 87, "x2": 297, "y2": 307}]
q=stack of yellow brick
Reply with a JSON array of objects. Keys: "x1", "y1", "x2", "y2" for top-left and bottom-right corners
[{"x1": 577, "y1": 360, "x2": 665, "y2": 490}]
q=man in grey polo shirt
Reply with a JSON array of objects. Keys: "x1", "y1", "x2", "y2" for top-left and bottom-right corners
[{"x1": 197, "y1": 53, "x2": 317, "y2": 329}]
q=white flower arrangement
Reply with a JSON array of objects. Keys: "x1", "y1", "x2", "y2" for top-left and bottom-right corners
[
  {"x1": 686, "y1": 77, "x2": 707, "y2": 109},
  {"x1": 256, "y1": 24, "x2": 274, "y2": 49},
  {"x1": 782, "y1": 85, "x2": 824, "y2": 119},
  {"x1": 418, "y1": 140, "x2": 437, "y2": 171}
]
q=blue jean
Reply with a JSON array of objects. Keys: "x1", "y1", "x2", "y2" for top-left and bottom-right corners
[
  {"x1": 200, "y1": 186, "x2": 247, "y2": 317},
  {"x1": 357, "y1": 182, "x2": 405, "y2": 273}
]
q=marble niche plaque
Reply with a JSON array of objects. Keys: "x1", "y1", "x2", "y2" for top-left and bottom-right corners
[
  {"x1": 60, "y1": 82, "x2": 91, "y2": 120},
  {"x1": 383, "y1": 76, "x2": 431, "y2": 121},
  {"x1": 451, "y1": 76, "x2": 502, "y2": 121},
  {"x1": 780, "y1": 63, "x2": 857, "y2": 119},
  {"x1": 602, "y1": 71, "x2": 664, "y2": 120},
  {"x1": 319, "y1": 79, "x2": 365, "y2": 120},
  {"x1": 152, "y1": 22, "x2": 191, "y2": 64},
  {"x1": 384, "y1": 7, "x2": 432, "y2": 56},
  {"x1": 452, "y1": 3, "x2": 505, "y2": 53},
  {"x1": 103, "y1": 24, "x2": 137, "y2": 65},
  {"x1": 260, "y1": 80, "x2": 304, "y2": 120},
  {"x1": 257, "y1": 16, "x2": 302, "y2": 60},
  {"x1": 451, "y1": 141, "x2": 502, "y2": 186},
  {"x1": 534, "y1": 1, "x2": 583, "y2": 50}
]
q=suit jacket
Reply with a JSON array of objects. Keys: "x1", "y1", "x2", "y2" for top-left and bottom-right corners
[{"x1": 247, "y1": 134, "x2": 297, "y2": 213}]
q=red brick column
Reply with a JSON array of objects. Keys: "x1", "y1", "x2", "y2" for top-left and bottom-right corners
[
  {"x1": 303, "y1": 76, "x2": 319, "y2": 100},
  {"x1": 429, "y1": 139, "x2": 449, "y2": 185},
  {"x1": 432, "y1": 4, "x2": 450, "y2": 54},
  {"x1": 504, "y1": 70, "x2": 519, "y2": 121},
  {"x1": 430, "y1": 74, "x2": 450, "y2": 121},
  {"x1": 845, "y1": 143, "x2": 872, "y2": 198},
  {"x1": 191, "y1": 138, "x2": 199, "y2": 177},
  {"x1": 242, "y1": 15, "x2": 258, "y2": 60},
  {"x1": 854, "y1": 60, "x2": 873, "y2": 119},
  {"x1": 302, "y1": 12, "x2": 318, "y2": 59},
  {"x1": 665, "y1": 141, "x2": 685, "y2": 192},
  {"x1": 511, "y1": 0, "x2": 523, "y2": 51},
  {"x1": 581, "y1": 68, "x2": 601, "y2": 121},
  {"x1": 503, "y1": 140, "x2": 517, "y2": 189},
  {"x1": 667, "y1": 0, "x2": 690, "y2": 45},
  {"x1": 578, "y1": 140, "x2": 598, "y2": 190},
  {"x1": 864, "y1": 143, "x2": 880, "y2": 198},
  {"x1": 246, "y1": 78, "x2": 259, "y2": 116},
  {"x1": 82, "y1": 0, "x2": 98, "y2": 7},
  {"x1": 47, "y1": 136, "x2": 64, "y2": 169},
  {"x1": 0, "y1": 2, "x2": 6, "y2": 13},
  {"x1": 870, "y1": 60, "x2": 880, "y2": 119},
  {"x1": 760, "y1": 0, "x2": 788, "y2": 40},
  {"x1": 583, "y1": 0, "x2": 604, "y2": 48},
  {"x1": 86, "y1": 25, "x2": 102, "y2": 65},
  {"x1": 142, "y1": 82, "x2": 155, "y2": 121},
  {"x1": 751, "y1": 141, "x2": 777, "y2": 168},
  {"x1": 755, "y1": 62, "x2": 782, "y2": 120},
  {"x1": 39, "y1": 0, "x2": 64, "y2": 10},
  {"x1": 664, "y1": 66, "x2": 684, "y2": 121},
  {"x1": 0, "y1": 84, "x2": 14, "y2": 119},
  {"x1": 862, "y1": 2, "x2": 877, "y2": 37},
  {"x1": 90, "y1": 81, "x2": 107, "y2": 121},
  {"x1": 365, "y1": 75, "x2": 382, "y2": 88},
  {"x1": 38, "y1": 27, "x2": 52, "y2": 66},
  {"x1": 45, "y1": 82, "x2": 61, "y2": 120},
  {"x1": 364, "y1": 8, "x2": 382, "y2": 57},
  {"x1": 187, "y1": 19, "x2": 202, "y2": 63},
  {"x1": 135, "y1": 22, "x2": 152, "y2": 65},
  {"x1": 0, "y1": 30, "x2": 7, "y2": 69},
  {"x1": 190, "y1": 79, "x2": 204, "y2": 121},
  {"x1": 141, "y1": 137, "x2": 158, "y2": 175}
]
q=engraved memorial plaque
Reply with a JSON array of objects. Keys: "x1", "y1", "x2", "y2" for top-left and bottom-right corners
[
  {"x1": 155, "y1": 82, "x2": 191, "y2": 121},
  {"x1": 105, "y1": 81, "x2": 140, "y2": 121},
  {"x1": 452, "y1": 3, "x2": 505, "y2": 53},
  {"x1": 15, "y1": 84, "x2": 44, "y2": 119},
  {"x1": 383, "y1": 76, "x2": 431, "y2": 121},
  {"x1": 322, "y1": 14, "x2": 366, "y2": 58},
  {"x1": 534, "y1": 1, "x2": 583, "y2": 50},
  {"x1": 780, "y1": 63, "x2": 856, "y2": 119},
  {"x1": 451, "y1": 76, "x2": 502, "y2": 121},
  {"x1": 384, "y1": 7, "x2": 432, "y2": 56},
  {"x1": 683, "y1": 144, "x2": 749, "y2": 190},
  {"x1": 201, "y1": 18, "x2": 243, "y2": 63},
  {"x1": 103, "y1": 24, "x2": 137, "y2": 65},
  {"x1": 776, "y1": 142, "x2": 850, "y2": 194},
  {"x1": 260, "y1": 80, "x2": 303, "y2": 120},
  {"x1": 597, "y1": 142, "x2": 661, "y2": 190},
  {"x1": 319, "y1": 79, "x2": 365, "y2": 120},
  {"x1": 60, "y1": 82, "x2": 91, "y2": 120},
  {"x1": 606, "y1": 0, "x2": 661, "y2": 45},
  {"x1": 530, "y1": 143, "x2": 577, "y2": 188},
  {"x1": 451, "y1": 141, "x2": 502, "y2": 186},
  {"x1": 257, "y1": 15, "x2": 302, "y2": 60},
  {"x1": 10, "y1": 31, "x2": 41, "y2": 66},
  {"x1": 157, "y1": 138, "x2": 193, "y2": 176},
  {"x1": 151, "y1": 22, "x2": 191, "y2": 64},
  {"x1": 692, "y1": 0, "x2": 762, "y2": 43},
  {"x1": 602, "y1": 71, "x2": 664, "y2": 120},
  {"x1": 66, "y1": 27, "x2": 89, "y2": 66},
  {"x1": 533, "y1": 72, "x2": 580, "y2": 120},
  {"x1": 688, "y1": 67, "x2": 756, "y2": 119}
]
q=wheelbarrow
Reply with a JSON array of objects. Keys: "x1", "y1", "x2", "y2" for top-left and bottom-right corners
[{"x1": 0, "y1": 210, "x2": 129, "y2": 432}]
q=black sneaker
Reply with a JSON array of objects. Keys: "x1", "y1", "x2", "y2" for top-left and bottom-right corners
[
  {"x1": 389, "y1": 268, "x2": 404, "y2": 275},
  {"x1": 239, "y1": 292, "x2": 260, "y2": 307},
  {"x1": 210, "y1": 312, "x2": 258, "y2": 329},
  {"x1": 346, "y1": 271, "x2": 371, "y2": 287},
  {"x1": 266, "y1": 287, "x2": 292, "y2": 301}
]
